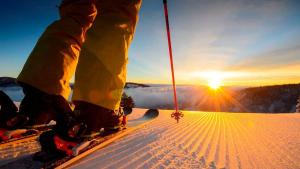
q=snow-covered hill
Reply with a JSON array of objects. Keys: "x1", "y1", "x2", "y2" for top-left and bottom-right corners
[
  {"x1": 70, "y1": 110, "x2": 300, "y2": 169},
  {"x1": 2, "y1": 109, "x2": 299, "y2": 169}
]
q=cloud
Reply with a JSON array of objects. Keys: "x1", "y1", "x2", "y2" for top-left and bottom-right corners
[
  {"x1": 227, "y1": 44, "x2": 300, "y2": 71},
  {"x1": 125, "y1": 85, "x2": 207, "y2": 110}
]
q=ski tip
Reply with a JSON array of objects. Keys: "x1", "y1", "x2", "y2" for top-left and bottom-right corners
[{"x1": 143, "y1": 109, "x2": 159, "y2": 119}]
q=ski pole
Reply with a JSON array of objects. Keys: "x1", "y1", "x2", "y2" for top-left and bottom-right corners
[{"x1": 163, "y1": 0, "x2": 183, "y2": 123}]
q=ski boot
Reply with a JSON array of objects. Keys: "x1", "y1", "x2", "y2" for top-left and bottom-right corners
[
  {"x1": 0, "y1": 90, "x2": 23, "y2": 141},
  {"x1": 0, "y1": 83, "x2": 72, "y2": 142},
  {"x1": 37, "y1": 101, "x2": 126, "y2": 159}
]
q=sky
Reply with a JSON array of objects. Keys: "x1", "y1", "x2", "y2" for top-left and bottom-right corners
[{"x1": 0, "y1": 0, "x2": 300, "y2": 87}]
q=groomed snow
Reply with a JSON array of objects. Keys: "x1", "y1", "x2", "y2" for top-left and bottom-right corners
[
  {"x1": 0, "y1": 109, "x2": 300, "y2": 169},
  {"x1": 69, "y1": 109, "x2": 300, "y2": 169}
]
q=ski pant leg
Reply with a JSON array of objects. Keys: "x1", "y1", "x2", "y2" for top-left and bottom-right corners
[
  {"x1": 72, "y1": 0, "x2": 142, "y2": 110},
  {"x1": 17, "y1": 0, "x2": 97, "y2": 99}
]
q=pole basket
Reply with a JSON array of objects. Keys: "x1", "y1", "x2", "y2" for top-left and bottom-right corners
[{"x1": 171, "y1": 111, "x2": 184, "y2": 123}]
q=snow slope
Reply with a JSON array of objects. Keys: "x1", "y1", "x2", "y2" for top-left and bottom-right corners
[
  {"x1": 0, "y1": 109, "x2": 300, "y2": 169},
  {"x1": 70, "y1": 110, "x2": 300, "y2": 169}
]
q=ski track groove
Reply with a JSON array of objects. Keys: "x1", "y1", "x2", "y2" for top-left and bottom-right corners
[
  {"x1": 107, "y1": 119, "x2": 189, "y2": 168},
  {"x1": 148, "y1": 114, "x2": 208, "y2": 169},
  {"x1": 223, "y1": 115, "x2": 229, "y2": 169},
  {"x1": 212, "y1": 114, "x2": 223, "y2": 168},
  {"x1": 186, "y1": 112, "x2": 213, "y2": 158},
  {"x1": 171, "y1": 113, "x2": 208, "y2": 148},
  {"x1": 196, "y1": 112, "x2": 218, "y2": 160},
  {"x1": 71, "y1": 122, "x2": 169, "y2": 169},
  {"x1": 131, "y1": 114, "x2": 206, "y2": 169},
  {"x1": 189, "y1": 112, "x2": 214, "y2": 153},
  {"x1": 228, "y1": 115, "x2": 253, "y2": 169},
  {"x1": 205, "y1": 113, "x2": 223, "y2": 169},
  {"x1": 192, "y1": 112, "x2": 214, "y2": 158},
  {"x1": 224, "y1": 115, "x2": 241, "y2": 169},
  {"x1": 183, "y1": 113, "x2": 210, "y2": 151},
  {"x1": 206, "y1": 113, "x2": 221, "y2": 165},
  {"x1": 217, "y1": 114, "x2": 227, "y2": 168},
  {"x1": 1, "y1": 110, "x2": 300, "y2": 169},
  {"x1": 101, "y1": 124, "x2": 173, "y2": 169}
]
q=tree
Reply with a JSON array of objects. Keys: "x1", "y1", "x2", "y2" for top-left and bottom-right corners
[
  {"x1": 296, "y1": 96, "x2": 300, "y2": 113},
  {"x1": 120, "y1": 92, "x2": 135, "y2": 115}
]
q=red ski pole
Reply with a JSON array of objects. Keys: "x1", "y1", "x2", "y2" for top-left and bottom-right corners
[{"x1": 163, "y1": 0, "x2": 183, "y2": 123}]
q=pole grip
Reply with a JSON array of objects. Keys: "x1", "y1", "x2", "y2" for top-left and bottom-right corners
[{"x1": 163, "y1": 0, "x2": 167, "y2": 4}]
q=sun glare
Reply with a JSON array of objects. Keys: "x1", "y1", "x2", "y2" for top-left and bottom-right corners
[
  {"x1": 190, "y1": 71, "x2": 231, "y2": 89},
  {"x1": 206, "y1": 71, "x2": 223, "y2": 90},
  {"x1": 208, "y1": 78, "x2": 221, "y2": 90}
]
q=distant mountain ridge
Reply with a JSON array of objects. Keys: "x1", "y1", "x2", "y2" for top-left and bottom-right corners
[
  {"x1": 1, "y1": 77, "x2": 299, "y2": 113},
  {"x1": 0, "y1": 77, "x2": 150, "y2": 88},
  {"x1": 237, "y1": 84, "x2": 300, "y2": 113},
  {"x1": 0, "y1": 77, "x2": 17, "y2": 87}
]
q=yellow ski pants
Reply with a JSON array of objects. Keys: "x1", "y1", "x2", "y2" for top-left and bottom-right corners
[{"x1": 17, "y1": 0, "x2": 142, "y2": 110}]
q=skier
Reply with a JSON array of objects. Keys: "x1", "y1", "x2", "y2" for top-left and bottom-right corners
[{"x1": 0, "y1": 0, "x2": 142, "y2": 143}]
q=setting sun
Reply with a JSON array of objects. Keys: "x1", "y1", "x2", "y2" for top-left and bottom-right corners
[
  {"x1": 208, "y1": 78, "x2": 221, "y2": 90},
  {"x1": 205, "y1": 71, "x2": 223, "y2": 90}
]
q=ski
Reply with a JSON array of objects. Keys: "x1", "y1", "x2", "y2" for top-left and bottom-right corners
[
  {"x1": 36, "y1": 109, "x2": 159, "y2": 169},
  {"x1": 0, "y1": 90, "x2": 54, "y2": 148},
  {"x1": 0, "y1": 122, "x2": 55, "y2": 148}
]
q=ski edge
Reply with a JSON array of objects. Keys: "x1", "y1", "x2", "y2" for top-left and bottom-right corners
[
  {"x1": 54, "y1": 117, "x2": 157, "y2": 169},
  {"x1": 0, "y1": 126, "x2": 54, "y2": 148},
  {"x1": 0, "y1": 133, "x2": 40, "y2": 148},
  {"x1": 0, "y1": 122, "x2": 55, "y2": 148}
]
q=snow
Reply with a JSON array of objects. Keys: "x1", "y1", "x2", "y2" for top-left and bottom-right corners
[
  {"x1": 68, "y1": 109, "x2": 300, "y2": 169},
  {"x1": 0, "y1": 138, "x2": 40, "y2": 166},
  {"x1": 0, "y1": 109, "x2": 300, "y2": 169}
]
